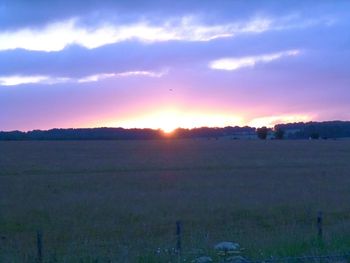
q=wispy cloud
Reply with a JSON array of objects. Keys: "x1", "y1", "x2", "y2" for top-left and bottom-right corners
[
  {"x1": 78, "y1": 70, "x2": 166, "y2": 83},
  {"x1": 0, "y1": 70, "x2": 166, "y2": 86},
  {"x1": 0, "y1": 75, "x2": 71, "y2": 86},
  {"x1": 0, "y1": 14, "x2": 331, "y2": 52},
  {"x1": 0, "y1": 75, "x2": 50, "y2": 86},
  {"x1": 209, "y1": 49, "x2": 300, "y2": 71},
  {"x1": 0, "y1": 17, "x2": 269, "y2": 52}
]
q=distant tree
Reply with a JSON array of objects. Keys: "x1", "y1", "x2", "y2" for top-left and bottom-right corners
[
  {"x1": 310, "y1": 132, "x2": 320, "y2": 140},
  {"x1": 274, "y1": 128, "x2": 285, "y2": 140},
  {"x1": 257, "y1": 127, "x2": 268, "y2": 140}
]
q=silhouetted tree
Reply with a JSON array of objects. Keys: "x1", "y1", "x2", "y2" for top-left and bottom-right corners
[
  {"x1": 274, "y1": 128, "x2": 285, "y2": 140},
  {"x1": 310, "y1": 132, "x2": 320, "y2": 140},
  {"x1": 257, "y1": 127, "x2": 268, "y2": 140}
]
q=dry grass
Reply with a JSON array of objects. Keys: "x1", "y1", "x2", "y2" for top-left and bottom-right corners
[{"x1": 1, "y1": 139, "x2": 350, "y2": 262}]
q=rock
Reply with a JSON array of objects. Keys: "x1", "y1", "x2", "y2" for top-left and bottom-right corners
[
  {"x1": 214, "y1": 242, "x2": 240, "y2": 252},
  {"x1": 192, "y1": 256, "x2": 213, "y2": 263}
]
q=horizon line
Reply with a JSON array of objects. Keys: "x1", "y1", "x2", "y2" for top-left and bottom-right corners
[{"x1": 1, "y1": 119, "x2": 349, "y2": 133}]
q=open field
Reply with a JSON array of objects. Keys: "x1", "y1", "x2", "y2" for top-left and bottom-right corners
[{"x1": 1, "y1": 139, "x2": 350, "y2": 262}]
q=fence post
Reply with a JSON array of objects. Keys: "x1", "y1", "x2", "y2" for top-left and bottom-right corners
[
  {"x1": 176, "y1": 220, "x2": 182, "y2": 257},
  {"x1": 317, "y1": 211, "x2": 323, "y2": 241},
  {"x1": 37, "y1": 230, "x2": 43, "y2": 263}
]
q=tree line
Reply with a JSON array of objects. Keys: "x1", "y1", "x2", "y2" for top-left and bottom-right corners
[
  {"x1": 1, "y1": 121, "x2": 350, "y2": 140},
  {"x1": 0, "y1": 126, "x2": 255, "y2": 140}
]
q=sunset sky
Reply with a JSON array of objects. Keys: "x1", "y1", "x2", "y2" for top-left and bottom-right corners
[{"x1": 1, "y1": 0, "x2": 350, "y2": 132}]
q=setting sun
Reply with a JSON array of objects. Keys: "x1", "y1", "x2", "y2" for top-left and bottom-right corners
[
  {"x1": 161, "y1": 126, "x2": 177, "y2": 134},
  {"x1": 99, "y1": 109, "x2": 314, "y2": 131},
  {"x1": 106, "y1": 109, "x2": 244, "y2": 132}
]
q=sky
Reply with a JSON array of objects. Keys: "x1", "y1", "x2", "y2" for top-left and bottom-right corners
[{"x1": 0, "y1": 0, "x2": 350, "y2": 132}]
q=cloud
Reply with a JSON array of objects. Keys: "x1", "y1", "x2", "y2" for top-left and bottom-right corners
[
  {"x1": 0, "y1": 16, "x2": 269, "y2": 52},
  {"x1": 1, "y1": 0, "x2": 345, "y2": 31},
  {"x1": 77, "y1": 70, "x2": 167, "y2": 83},
  {"x1": 0, "y1": 70, "x2": 166, "y2": 86},
  {"x1": 209, "y1": 49, "x2": 300, "y2": 71},
  {"x1": 0, "y1": 75, "x2": 50, "y2": 86},
  {"x1": 0, "y1": 13, "x2": 329, "y2": 52}
]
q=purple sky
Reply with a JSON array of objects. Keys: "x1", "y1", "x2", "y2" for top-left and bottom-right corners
[{"x1": 1, "y1": 0, "x2": 350, "y2": 132}]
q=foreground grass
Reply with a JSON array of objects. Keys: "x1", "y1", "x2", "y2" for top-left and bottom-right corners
[{"x1": 1, "y1": 139, "x2": 350, "y2": 262}]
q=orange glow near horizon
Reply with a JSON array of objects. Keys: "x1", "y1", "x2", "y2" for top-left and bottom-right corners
[
  {"x1": 100, "y1": 108, "x2": 314, "y2": 131},
  {"x1": 104, "y1": 109, "x2": 244, "y2": 133},
  {"x1": 248, "y1": 114, "x2": 312, "y2": 128}
]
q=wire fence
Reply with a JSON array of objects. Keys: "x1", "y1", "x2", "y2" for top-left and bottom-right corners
[{"x1": 1, "y1": 211, "x2": 350, "y2": 262}]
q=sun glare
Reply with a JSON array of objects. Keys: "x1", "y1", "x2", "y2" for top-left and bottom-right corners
[
  {"x1": 162, "y1": 126, "x2": 176, "y2": 134},
  {"x1": 101, "y1": 109, "x2": 314, "y2": 131},
  {"x1": 107, "y1": 110, "x2": 244, "y2": 132}
]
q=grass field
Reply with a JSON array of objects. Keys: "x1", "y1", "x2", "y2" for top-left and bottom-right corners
[{"x1": 1, "y1": 139, "x2": 350, "y2": 262}]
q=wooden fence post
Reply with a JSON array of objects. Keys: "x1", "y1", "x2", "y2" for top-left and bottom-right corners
[
  {"x1": 37, "y1": 230, "x2": 43, "y2": 263},
  {"x1": 317, "y1": 211, "x2": 323, "y2": 241},
  {"x1": 176, "y1": 221, "x2": 182, "y2": 256}
]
